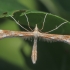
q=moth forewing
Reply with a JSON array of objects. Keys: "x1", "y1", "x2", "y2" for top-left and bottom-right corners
[
  {"x1": 39, "y1": 33, "x2": 70, "y2": 44},
  {"x1": 0, "y1": 30, "x2": 34, "y2": 39}
]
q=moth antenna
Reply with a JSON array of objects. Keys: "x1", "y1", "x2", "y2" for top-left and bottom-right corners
[
  {"x1": 40, "y1": 13, "x2": 48, "y2": 31},
  {"x1": 24, "y1": 14, "x2": 33, "y2": 31},
  {"x1": 9, "y1": 15, "x2": 29, "y2": 31},
  {"x1": 47, "y1": 21, "x2": 68, "y2": 33}
]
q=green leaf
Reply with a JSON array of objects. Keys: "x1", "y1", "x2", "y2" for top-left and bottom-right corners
[
  {"x1": 0, "y1": 0, "x2": 38, "y2": 17},
  {"x1": 10, "y1": 10, "x2": 70, "y2": 34}
]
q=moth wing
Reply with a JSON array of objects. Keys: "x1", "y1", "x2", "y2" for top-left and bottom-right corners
[
  {"x1": 39, "y1": 33, "x2": 70, "y2": 44},
  {"x1": 0, "y1": 30, "x2": 34, "y2": 39}
]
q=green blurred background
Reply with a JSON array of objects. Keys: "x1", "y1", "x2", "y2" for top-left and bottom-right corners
[{"x1": 0, "y1": 0, "x2": 70, "y2": 70}]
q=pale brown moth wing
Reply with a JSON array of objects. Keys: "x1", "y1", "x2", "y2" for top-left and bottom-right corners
[
  {"x1": 0, "y1": 30, "x2": 33, "y2": 39},
  {"x1": 39, "y1": 33, "x2": 70, "y2": 44}
]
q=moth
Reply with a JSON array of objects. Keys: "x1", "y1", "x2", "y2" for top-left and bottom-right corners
[{"x1": 0, "y1": 13, "x2": 69, "y2": 64}]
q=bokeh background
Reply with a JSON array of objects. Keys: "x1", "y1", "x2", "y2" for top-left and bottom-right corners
[{"x1": 0, "y1": 0, "x2": 70, "y2": 70}]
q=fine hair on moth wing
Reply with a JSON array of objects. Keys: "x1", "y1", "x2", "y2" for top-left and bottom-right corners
[{"x1": 1, "y1": 13, "x2": 68, "y2": 64}]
